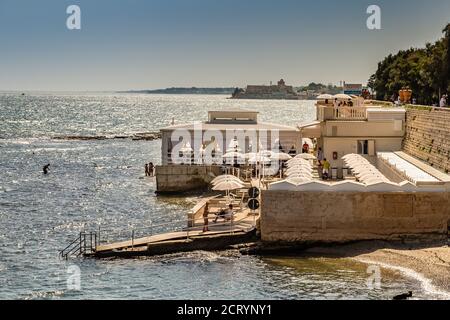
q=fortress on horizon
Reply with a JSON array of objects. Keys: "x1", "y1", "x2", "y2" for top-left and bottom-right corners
[{"x1": 231, "y1": 79, "x2": 300, "y2": 100}]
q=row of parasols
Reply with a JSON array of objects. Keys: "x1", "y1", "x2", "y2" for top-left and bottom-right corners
[
  {"x1": 342, "y1": 154, "x2": 390, "y2": 185},
  {"x1": 179, "y1": 141, "x2": 317, "y2": 165},
  {"x1": 210, "y1": 153, "x2": 317, "y2": 193},
  {"x1": 316, "y1": 93, "x2": 355, "y2": 100},
  {"x1": 283, "y1": 156, "x2": 315, "y2": 185}
]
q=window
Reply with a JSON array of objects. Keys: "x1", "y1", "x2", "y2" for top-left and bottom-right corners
[{"x1": 357, "y1": 140, "x2": 369, "y2": 155}]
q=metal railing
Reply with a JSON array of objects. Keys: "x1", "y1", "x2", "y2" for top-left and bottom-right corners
[
  {"x1": 59, "y1": 232, "x2": 98, "y2": 260},
  {"x1": 59, "y1": 214, "x2": 256, "y2": 259}
]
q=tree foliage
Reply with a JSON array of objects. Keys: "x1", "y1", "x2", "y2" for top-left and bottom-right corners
[{"x1": 369, "y1": 24, "x2": 450, "y2": 105}]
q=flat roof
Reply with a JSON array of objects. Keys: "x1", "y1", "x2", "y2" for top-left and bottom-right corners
[
  {"x1": 161, "y1": 121, "x2": 299, "y2": 132},
  {"x1": 378, "y1": 152, "x2": 442, "y2": 184},
  {"x1": 208, "y1": 108, "x2": 259, "y2": 114}
]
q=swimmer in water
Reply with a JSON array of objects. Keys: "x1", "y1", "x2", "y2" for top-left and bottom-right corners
[{"x1": 43, "y1": 164, "x2": 50, "y2": 174}]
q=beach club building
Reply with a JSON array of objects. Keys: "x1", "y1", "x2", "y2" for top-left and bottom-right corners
[
  {"x1": 261, "y1": 99, "x2": 450, "y2": 244},
  {"x1": 160, "y1": 109, "x2": 301, "y2": 166},
  {"x1": 156, "y1": 109, "x2": 301, "y2": 193},
  {"x1": 155, "y1": 101, "x2": 450, "y2": 244}
]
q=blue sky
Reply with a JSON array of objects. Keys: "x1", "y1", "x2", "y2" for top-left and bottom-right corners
[{"x1": 0, "y1": 0, "x2": 449, "y2": 91}]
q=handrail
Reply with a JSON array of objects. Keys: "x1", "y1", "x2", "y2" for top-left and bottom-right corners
[
  {"x1": 60, "y1": 208, "x2": 258, "y2": 259},
  {"x1": 59, "y1": 232, "x2": 98, "y2": 260}
]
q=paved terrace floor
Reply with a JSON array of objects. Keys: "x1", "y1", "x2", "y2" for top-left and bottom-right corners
[{"x1": 395, "y1": 151, "x2": 450, "y2": 183}]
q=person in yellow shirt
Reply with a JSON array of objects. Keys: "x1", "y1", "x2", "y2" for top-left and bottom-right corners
[{"x1": 322, "y1": 158, "x2": 331, "y2": 180}]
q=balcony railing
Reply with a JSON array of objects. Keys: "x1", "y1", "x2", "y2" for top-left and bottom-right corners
[{"x1": 317, "y1": 106, "x2": 368, "y2": 121}]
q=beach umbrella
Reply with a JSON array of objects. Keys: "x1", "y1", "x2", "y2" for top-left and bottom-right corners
[
  {"x1": 286, "y1": 166, "x2": 312, "y2": 174},
  {"x1": 222, "y1": 151, "x2": 244, "y2": 159},
  {"x1": 248, "y1": 155, "x2": 271, "y2": 165},
  {"x1": 270, "y1": 152, "x2": 292, "y2": 161},
  {"x1": 180, "y1": 142, "x2": 193, "y2": 153},
  {"x1": 211, "y1": 175, "x2": 243, "y2": 185},
  {"x1": 286, "y1": 162, "x2": 312, "y2": 168},
  {"x1": 197, "y1": 145, "x2": 206, "y2": 165},
  {"x1": 295, "y1": 153, "x2": 316, "y2": 160},
  {"x1": 212, "y1": 180, "x2": 245, "y2": 200},
  {"x1": 226, "y1": 138, "x2": 242, "y2": 153},
  {"x1": 334, "y1": 94, "x2": 353, "y2": 100},
  {"x1": 223, "y1": 152, "x2": 244, "y2": 158},
  {"x1": 179, "y1": 142, "x2": 193, "y2": 164},
  {"x1": 259, "y1": 150, "x2": 274, "y2": 158},
  {"x1": 263, "y1": 167, "x2": 279, "y2": 177},
  {"x1": 287, "y1": 157, "x2": 310, "y2": 164},
  {"x1": 285, "y1": 167, "x2": 313, "y2": 174},
  {"x1": 286, "y1": 172, "x2": 313, "y2": 179},
  {"x1": 316, "y1": 94, "x2": 334, "y2": 100}
]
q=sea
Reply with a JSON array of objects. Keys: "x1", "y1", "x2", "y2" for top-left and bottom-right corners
[{"x1": 0, "y1": 92, "x2": 443, "y2": 299}]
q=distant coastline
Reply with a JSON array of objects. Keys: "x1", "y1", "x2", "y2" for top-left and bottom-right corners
[{"x1": 119, "y1": 87, "x2": 235, "y2": 95}]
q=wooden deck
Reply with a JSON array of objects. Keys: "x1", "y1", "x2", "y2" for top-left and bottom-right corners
[{"x1": 95, "y1": 208, "x2": 257, "y2": 254}]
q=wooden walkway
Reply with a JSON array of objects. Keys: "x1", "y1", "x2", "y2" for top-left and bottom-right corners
[{"x1": 95, "y1": 209, "x2": 257, "y2": 253}]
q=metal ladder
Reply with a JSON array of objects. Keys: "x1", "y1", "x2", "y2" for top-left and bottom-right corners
[{"x1": 59, "y1": 232, "x2": 98, "y2": 260}]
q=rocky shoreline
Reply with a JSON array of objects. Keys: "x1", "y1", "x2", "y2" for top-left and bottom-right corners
[
  {"x1": 52, "y1": 131, "x2": 161, "y2": 141},
  {"x1": 238, "y1": 240, "x2": 450, "y2": 298}
]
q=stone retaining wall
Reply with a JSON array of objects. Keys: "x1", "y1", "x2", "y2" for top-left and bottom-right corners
[
  {"x1": 260, "y1": 190, "x2": 450, "y2": 243},
  {"x1": 403, "y1": 107, "x2": 450, "y2": 174},
  {"x1": 155, "y1": 165, "x2": 222, "y2": 193}
]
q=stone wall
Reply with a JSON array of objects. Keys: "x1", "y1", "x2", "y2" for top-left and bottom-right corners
[
  {"x1": 155, "y1": 165, "x2": 222, "y2": 193},
  {"x1": 260, "y1": 190, "x2": 450, "y2": 243},
  {"x1": 403, "y1": 107, "x2": 450, "y2": 174}
]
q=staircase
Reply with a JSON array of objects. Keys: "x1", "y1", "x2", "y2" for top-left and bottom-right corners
[{"x1": 59, "y1": 232, "x2": 98, "y2": 260}]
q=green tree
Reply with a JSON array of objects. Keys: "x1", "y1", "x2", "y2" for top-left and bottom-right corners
[{"x1": 369, "y1": 24, "x2": 450, "y2": 105}]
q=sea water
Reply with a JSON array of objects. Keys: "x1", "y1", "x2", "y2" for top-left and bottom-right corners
[{"x1": 0, "y1": 93, "x2": 440, "y2": 299}]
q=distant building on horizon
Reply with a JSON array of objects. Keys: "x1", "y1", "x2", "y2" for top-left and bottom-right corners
[{"x1": 231, "y1": 79, "x2": 300, "y2": 100}]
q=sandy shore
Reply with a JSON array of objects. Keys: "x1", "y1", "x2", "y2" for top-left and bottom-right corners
[{"x1": 303, "y1": 241, "x2": 450, "y2": 297}]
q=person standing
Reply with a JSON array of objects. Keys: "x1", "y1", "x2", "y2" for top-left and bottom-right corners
[
  {"x1": 145, "y1": 163, "x2": 149, "y2": 176},
  {"x1": 333, "y1": 98, "x2": 339, "y2": 108},
  {"x1": 317, "y1": 147, "x2": 324, "y2": 164},
  {"x1": 322, "y1": 158, "x2": 331, "y2": 180},
  {"x1": 317, "y1": 148, "x2": 324, "y2": 179},
  {"x1": 302, "y1": 142, "x2": 310, "y2": 154},
  {"x1": 440, "y1": 95, "x2": 447, "y2": 108},
  {"x1": 202, "y1": 203, "x2": 210, "y2": 232},
  {"x1": 148, "y1": 162, "x2": 154, "y2": 177}
]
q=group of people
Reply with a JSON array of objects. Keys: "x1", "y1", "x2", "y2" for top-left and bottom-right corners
[
  {"x1": 144, "y1": 162, "x2": 154, "y2": 177},
  {"x1": 325, "y1": 98, "x2": 353, "y2": 108},
  {"x1": 202, "y1": 203, "x2": 234, "y2": 232}
]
